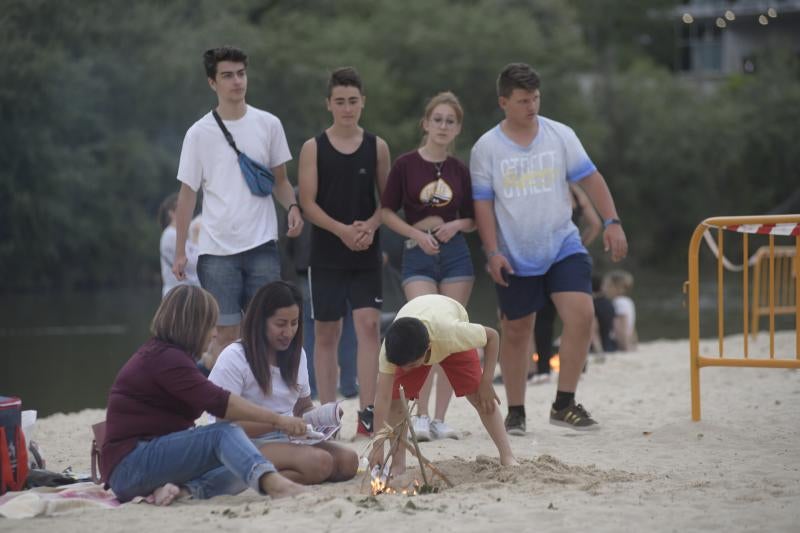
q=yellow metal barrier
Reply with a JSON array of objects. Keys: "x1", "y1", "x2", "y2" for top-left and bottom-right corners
[
  {"x1": 751, "y1": 246, "x2": 797, "y2": 338},
  {"x1": 687, "y1": 214, "x2": 800, "y2": 421}
]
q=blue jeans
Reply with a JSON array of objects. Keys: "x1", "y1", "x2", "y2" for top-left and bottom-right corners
[
  {"x1": 298, "y1": 273, "x2": 357, "y2": 398},
  {"x1": 197, "y1": 241, "x2": 281, "y2": 326},
  {"x1": 108, "y1": 423, "x2": 277, "y2": 502}
]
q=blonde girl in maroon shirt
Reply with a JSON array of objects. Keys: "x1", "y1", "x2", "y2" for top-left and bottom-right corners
[{"x1": 380, "y1": 92, "x2": 476, "y2": 441}]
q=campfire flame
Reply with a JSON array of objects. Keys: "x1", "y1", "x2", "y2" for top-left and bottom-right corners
[
  {"x1": 370, "y1": 472, "x2": 421, "y2": 496},
  {"x1": 532, "y1": 352, "x2": 560, "y2": 373}
]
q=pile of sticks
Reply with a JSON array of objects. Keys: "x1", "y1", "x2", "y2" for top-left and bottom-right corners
[{"x1": 367, "y1": 386, "x2": 454, "y2": 493}]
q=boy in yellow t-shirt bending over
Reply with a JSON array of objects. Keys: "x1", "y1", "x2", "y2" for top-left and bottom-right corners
[{"x1": 369, "y1": 294, "x2": 518, "y2": 473}]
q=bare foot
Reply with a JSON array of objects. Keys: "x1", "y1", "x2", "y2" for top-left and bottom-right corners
[
  {"x1": 501, "y1": 455, "x2": 520, "y2": 467},
  {"x1": 260, "y1": 473, "x2": 307, "y2": 499},
  {"x1": 147, "y1": 483, "x2": 184, "y2": 506}
]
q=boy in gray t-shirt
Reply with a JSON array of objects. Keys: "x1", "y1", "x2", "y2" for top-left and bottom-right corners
[{"x1": 471, "y1": 63, "x2": 627, "y2": 435}]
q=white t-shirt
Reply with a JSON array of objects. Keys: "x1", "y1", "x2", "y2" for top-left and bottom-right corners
[
  {"x1": 470, "y1": 116, "x2": 596, "y2": 275},
  {"x1": 207, "y1": 341, "x2": 311, "y2": 419},
  {"x1": 159, "y1": 225, "x2": 200, "y2": 297},
  {"x1": 176, "y1": 105, "x2": 292, "y2": 256},
  {"x1": 613, "y1": 296, "x2": 636, "y2": 338}
]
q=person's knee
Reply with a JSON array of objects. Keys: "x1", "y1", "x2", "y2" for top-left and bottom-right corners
[
  {"x1": 354, "y1": 313, "x2": 380, "y2": 340},
  {"x1": 502, "y1": 319, "x2": 533, "y2": 343},
  {"x1": 333, "y1": 449, "x2": 359, "y2": 481},
  {"x1": 307, "y1": 450, "x2": 335, "y2": 483},
  {"x1": 564, "y1": 305, "x2": 595, "y2": 336},
  {"x1": 212, "y1": 422, "x2": 248, "y2": 448},
  {"x1": 315, "y1": 321, "x2": 342, "y2": 346},
  {"x1": 464, "y1": 393, "x2": 479, "y2": 407}
]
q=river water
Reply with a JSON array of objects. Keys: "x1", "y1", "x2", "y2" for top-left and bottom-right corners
[{"x1": 0, "y1": 269, "x2": 793, "y2": 417}]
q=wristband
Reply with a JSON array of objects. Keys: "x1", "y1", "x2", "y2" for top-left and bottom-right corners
[
  {"x1": 486, "y1": 250, "x2": 502, "y2": 259},
  {"x1": 603, "y1": 218, "x2": 621, "y2": 229},
  {"x1": 288, "y1": 203, "x2": 302, "y2": 214}
]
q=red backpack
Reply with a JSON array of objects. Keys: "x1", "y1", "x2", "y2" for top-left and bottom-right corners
[{"x1": 0, "y1": 396, "x2": 29, "y2": 494}]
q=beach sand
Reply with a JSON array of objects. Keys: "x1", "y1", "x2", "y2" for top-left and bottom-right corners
[{"x1": 3, "y1": 332, "x2": 799, "y2": 532}]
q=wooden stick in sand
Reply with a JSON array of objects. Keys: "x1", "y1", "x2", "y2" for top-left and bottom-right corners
[
  {"x1": 398, "y1": 386, "x2": 430, "y2": 487},
  {"x1": 397, "y1": 437, "x2": 455, "y2": 488}
]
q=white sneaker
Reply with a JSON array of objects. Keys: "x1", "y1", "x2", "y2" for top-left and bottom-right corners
[
  {"x1": 411, "y1": 415, "x2": 431, "y2": 442},
  {"x1": 430, "y1": 419, "x2": 459, "y2": 440}
]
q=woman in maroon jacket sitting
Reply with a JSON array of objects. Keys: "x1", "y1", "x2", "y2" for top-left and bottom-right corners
[{"x1": 102, "y1": 285, "x2": 307, "y2": 505}]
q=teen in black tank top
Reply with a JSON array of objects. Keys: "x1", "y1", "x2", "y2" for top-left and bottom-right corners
[{"x1": 310, "y1": 131, "x2": 381, "y2": 270}]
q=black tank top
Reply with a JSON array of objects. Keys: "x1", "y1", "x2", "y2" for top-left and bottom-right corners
[{"x1": 310, "y1": 131, "x2": 381, "y2": 269}]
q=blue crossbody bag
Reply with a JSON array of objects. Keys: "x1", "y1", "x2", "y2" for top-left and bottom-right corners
[{"x1": 212, "y1": 110, "x2": 274, "y2": 197}]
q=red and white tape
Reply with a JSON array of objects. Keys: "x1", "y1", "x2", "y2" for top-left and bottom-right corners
[{"x1": 724, "y1": 223, "x2": 800, "y2": 236}]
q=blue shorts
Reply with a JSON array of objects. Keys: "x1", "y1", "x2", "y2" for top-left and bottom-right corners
[
  {"x1": 197, "y1": 241, "x2": 281, "y2": 326},
  {"x1": 401, "y1": 232, "x2": 474, "y2": 285},
  {"x1": 496, "y1": 253, "x2": 592, "y2": 321}
]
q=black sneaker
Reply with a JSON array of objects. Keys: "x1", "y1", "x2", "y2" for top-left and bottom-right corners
[
  {"x1": 357, "y1": 405, "x2": 374, "y2": 436},
  {"x1": 504, "y1": 410, "x2": 526, "y2": 436},
  {"x1": 549, "y1": 401, "x2": 598, "y2": 431}
]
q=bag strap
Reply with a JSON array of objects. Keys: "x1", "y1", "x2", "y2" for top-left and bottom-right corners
[
  {"x1": 90, "y1": 421, "x2": 107, "y2": 484},
  {"x1": 212, "y1": 110, "x2": 241, "y2": 155}
]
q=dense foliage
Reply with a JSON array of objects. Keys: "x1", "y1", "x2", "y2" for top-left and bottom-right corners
[{"x1": 1, "y1": 0, "x2": 797, "y2": 290}]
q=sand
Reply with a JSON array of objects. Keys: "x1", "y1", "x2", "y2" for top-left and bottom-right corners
[{"x1": 2, "y1": 332, "x2": 799, "y2": 532}]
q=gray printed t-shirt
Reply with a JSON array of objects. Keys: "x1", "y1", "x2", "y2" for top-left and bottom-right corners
[{"x1": 470, "y1": 116, "x2": 596, "y2": 276}]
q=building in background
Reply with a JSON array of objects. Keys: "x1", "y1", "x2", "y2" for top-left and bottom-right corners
[{"x1": 676, "y1": 0, "x2": 800, "y2": 75}]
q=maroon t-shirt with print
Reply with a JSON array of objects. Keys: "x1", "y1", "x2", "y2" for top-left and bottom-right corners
[{"x1": 381, "y1": 150, "x2": 474, "y2": 225}]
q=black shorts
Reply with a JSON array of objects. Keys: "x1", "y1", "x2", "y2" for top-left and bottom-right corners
[
  {"x1": 308, "y1": 266, "x2": 382, "y2": 321},
  {"x1": 496, "y1": 253, "x2": 592, "y2": 321}
]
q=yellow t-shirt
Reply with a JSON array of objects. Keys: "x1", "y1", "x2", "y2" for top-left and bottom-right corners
[{"x1": 378, "y1": 294, "x2": 487, "y2": 375}]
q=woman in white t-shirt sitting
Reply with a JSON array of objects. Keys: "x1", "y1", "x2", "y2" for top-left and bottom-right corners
[{"x1": 208, "y1": 281, "x2": 358, "y2": 485}]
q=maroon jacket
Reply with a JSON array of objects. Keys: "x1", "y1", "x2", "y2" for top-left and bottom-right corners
[{"x1": 101, "y1": 338, "x2": 231, "y2": 481}]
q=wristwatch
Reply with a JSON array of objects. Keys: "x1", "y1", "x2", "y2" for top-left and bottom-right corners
[{"x1": 603, "y1": 218, "x2": 621, "y2": 229}]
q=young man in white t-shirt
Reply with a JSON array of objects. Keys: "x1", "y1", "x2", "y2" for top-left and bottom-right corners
[
  {"x1": 172, "y1": 46, "x2": 304, "y2": 367},
  {"x1": 471, "y1": 63, "x2": 628, "y2": 435}
]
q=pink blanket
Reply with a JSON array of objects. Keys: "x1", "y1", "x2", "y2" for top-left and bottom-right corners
[{"x1": 0, "y1": 482, "x2": 122, "y2": 519}]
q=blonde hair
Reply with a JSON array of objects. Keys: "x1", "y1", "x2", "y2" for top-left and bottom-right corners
[
  {"x1": 419, "y1": 91, "x2": 464, "y2": 153},
  {"x1": 604, "y1": 270, "x2": 634, "y2": 294},
  {"x1": 151, "y1": 285, "x2": 219, "y2": 360}
]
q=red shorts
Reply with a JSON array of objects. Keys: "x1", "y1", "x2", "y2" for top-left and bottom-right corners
[{"x1": 391, "y1": 349, "x2": 482, "y2": 400}]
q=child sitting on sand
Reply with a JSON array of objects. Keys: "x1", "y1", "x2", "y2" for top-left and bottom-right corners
[
  {"x1": 602, "y1": 270, "x2": 638, "y2": 351},
  {"x1": 368, "y1": 294, "x2": 518, "y2": 473}
]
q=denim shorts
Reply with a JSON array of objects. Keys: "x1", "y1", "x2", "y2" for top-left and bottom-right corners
[
  {"x1": 197, "y1": 241, "x2": 281, "y2": 326},
  {"x1": 250, "y1": 431, "x2": 291, "y2": 448},
  {"x1": 496, "y1": 253, "x2": 593, "y2": 321},
  {"x1": 401, "y1": 232, "x2": 474, "y2": 285}
]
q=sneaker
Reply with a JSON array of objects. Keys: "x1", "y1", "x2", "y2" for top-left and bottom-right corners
[
  {"x1": 430, "y1": 419, "x2": 459, "y2": 440},
  {"x1": 411, "y1": 415, "x2": 431, "y2": 442},
  {"x1": 549, "y1": 401, "x2": 598, "y2": 431},
  {"x1": 357, "y1": 405, "x2": 374, "y2": 437},
  {"x1": 529, "y1": 373, "x2": 551, "y2": 385},
  {"x1": 504, "y1": 410, "x2": 526, "y2": 436}
]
